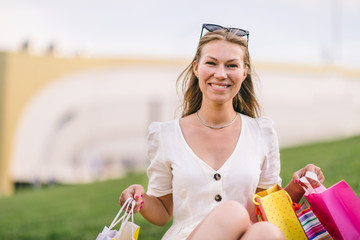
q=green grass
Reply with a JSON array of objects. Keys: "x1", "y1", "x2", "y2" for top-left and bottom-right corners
[
  {"x1": 0, "y1": 173, "x2": 170, "y2": 240},
  {"x1": 0, "y1": 135, "x2": 359, "y2": 239},
  {"x1": 280, "y1": 135, "x2": 360, "y2": 193}
]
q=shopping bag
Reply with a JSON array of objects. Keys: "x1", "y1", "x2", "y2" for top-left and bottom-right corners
[
  {"x1": 96, "y1": 198, "x2": 140, "y2": 240},
  {"x1": 253, "y1": 184, "x2": 307, "y2": 240},
  {"x1": 295, "y1": 202, "x2": 333, "y2": 240},
  {"x1": 299, "y1": 171, "x2": 360, "y2": 240}
]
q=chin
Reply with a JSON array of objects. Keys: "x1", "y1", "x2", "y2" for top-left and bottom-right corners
[{"x1": 208, "y1": 97, "x2": 232, "y2": 106}]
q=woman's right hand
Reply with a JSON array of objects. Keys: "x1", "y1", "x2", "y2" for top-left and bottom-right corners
[{"x1": 119, "y1": 184, "x2": 145, "y2": 213}]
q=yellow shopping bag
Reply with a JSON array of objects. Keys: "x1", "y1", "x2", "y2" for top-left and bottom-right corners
[
  {"x1": 114, "y1": 216, "x2": 140, "y2": 240},
  {"x1": 113, "y1": 198, "x2": 140, "y2": 240},
  {"x1": 253, "y1": 184, "x2": 307, "y2": 240},
  {"x1": 96, "y1": 198, "x2": 140, "y2": 240}
]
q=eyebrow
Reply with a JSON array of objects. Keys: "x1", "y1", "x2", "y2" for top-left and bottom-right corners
[{"x1": 204, "y1": 56, "x2": 241, "y2": 62}]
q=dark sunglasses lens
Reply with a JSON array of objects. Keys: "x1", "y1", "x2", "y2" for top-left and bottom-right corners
[
  {"x1": 229, "y1": 28, "x2": 248, "y2": 37},
  {"x1": 204, "y1": 24, "x2": 223, "y2": 32},
  {"x1": 201, "y1": 24, "x2": 249, "y2": 43}
]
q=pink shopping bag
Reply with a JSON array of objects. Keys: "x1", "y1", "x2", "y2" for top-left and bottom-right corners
[{"x1": 299, "y1": 172, "x2": 360, "y2": 240}]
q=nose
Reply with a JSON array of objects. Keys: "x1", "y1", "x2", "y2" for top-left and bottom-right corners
[{"x1": 214, "y1": 65, "x2": 227, "y2": 80}]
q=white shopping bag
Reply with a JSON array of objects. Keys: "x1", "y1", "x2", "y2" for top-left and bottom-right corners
[{"x1": 96, "y1": 198, "x2": 140, "y2": 240}]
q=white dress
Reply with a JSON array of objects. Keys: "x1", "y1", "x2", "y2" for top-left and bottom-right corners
[{"x1": 146, "y1": 114, "x2": 282, "y2": 240}]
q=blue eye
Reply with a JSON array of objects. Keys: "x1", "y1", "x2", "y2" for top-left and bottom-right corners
[{"x1": 227, "y1": 64, "x2": 238, "y2": 68}]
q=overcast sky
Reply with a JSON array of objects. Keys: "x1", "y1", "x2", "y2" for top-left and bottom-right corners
[{"x1": 1, "y1": 0, "x2": 359, "y2": 68}]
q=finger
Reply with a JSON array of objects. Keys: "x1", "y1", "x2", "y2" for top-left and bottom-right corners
[
  {"x1": 134, "y1": 193, "x2": 143, "y2": 201},
  {"x1": 293, "y1": 169, "x2": 305, "y2": 183},
  {"x1": 119, "y1": 186, "x2": 137, "y2": 206},
  {"x1": 128, "y1": 198, "x2": 142, "y2": 213},
  {"x1": 293, "y1": 164, "x2": 318, "y2": 183},
  {"x1": 308, "y1": 178, "x2": 321, "y2": 188},
  {"x1": 128, "y1": 185, "x2": 141, "y2": 199},
  {"x1": 122, "y1": 185, "x2": 144, "y2": 213},
  {"x1": 127, "y1": 198, "x2": 144, "y2": 214},
  {"x1": 305, "y1": 165, "x2": 324, "y2": 187},
  {"x1": 307, "y1": 164, "x2": 323, "y2": 177},
  {"x1": 314, "y1": 167, "x2": 325, "y2": 183},
  {"x1": 133, "y1": 186, "x2": 144, "y2": 203},
  {"x1": 305, "y1": 164, "x2": 317, "y2": 173},
  {"x1": 133, "y1": 201, "x2": 144, "y2": 214},
  {"x1": 316, "y1": 171, "x2": 325, "y2": 184},
  {"x1": 134, "y1": 189, "x2": 145, "y2": 212},
  {"x1": 119, "y1": 192, "x2": 131, "y2": 206}
]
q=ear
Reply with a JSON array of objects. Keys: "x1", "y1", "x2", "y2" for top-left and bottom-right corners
[
  {"x1": 242, "y1": 66, "x2": 248, "y2": 81},
  {"x1": 193, "y1": 60, "x2": 199, "y2": 78}
]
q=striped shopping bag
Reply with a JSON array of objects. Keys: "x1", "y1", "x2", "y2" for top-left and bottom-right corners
[{"x1": 296, "y1": 202, "x2": 333, "y2": 240}]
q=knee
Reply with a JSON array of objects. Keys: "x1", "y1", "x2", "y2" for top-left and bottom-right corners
[
  {"x1": 216, "y1": 201, "x2": 250, "y2": 229},
  {"x1": 249, "y1": 222, "x2": 285, "y2": 240}
]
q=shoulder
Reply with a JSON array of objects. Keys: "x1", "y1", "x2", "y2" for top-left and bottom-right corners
[
  {"x1": 241, "y1": 114, "x2": 273, "y2": 133},
  {"x1": 241, "y1": 114, "x2": 278, "y2": 148},
  {"x1": 149, "y1": 119, "x2": 178, "y2": 132},
  {"x1": 241, "y1": 114, "x2": 274, "y2": 132},
  {"x1": 148, "y1": 119, "x2": 179, "y2": 142},
  {"x1": 256, "y1": 117, "x2": 275, "y2": 136},
  {"x1": 255, "y1": 117, "x2": 279, "y2": 152}
]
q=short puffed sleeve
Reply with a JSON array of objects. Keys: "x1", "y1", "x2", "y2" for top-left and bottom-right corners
[
  {"x1": 257, "y1": 117, "x2": 282, "y2": 189},
  {"x1": 146, "y1": 122, "x2": 173, "y2": 197}
]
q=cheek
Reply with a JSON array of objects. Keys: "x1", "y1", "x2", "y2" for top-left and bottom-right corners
[
  {"x1": 231, "y1": 76, "x2": 245, "y2": 94},
  {"x1": 197, "y1": 67, "x2": 210, "y2": 79},
  {"x1": 238, "y1": 69, "x2": 247, "y2": 85},
  {"x1": 197, "y1": 69, "x2": 211, "y2": 87},
  {"x1": 198, "y1": 79, "x2": 207, "y2": 93},
  {"x1": 232, "y1": 71, "x2": 245, "y2": 84}
]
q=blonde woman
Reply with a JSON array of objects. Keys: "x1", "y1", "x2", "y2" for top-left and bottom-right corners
[{"x1": 119, "y1": 24, "x2": 324, "y2": 240}]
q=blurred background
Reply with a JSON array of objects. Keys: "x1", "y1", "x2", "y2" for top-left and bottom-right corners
[{"x1": 0, "y1": 0, "x2": 360, "y2": 197}]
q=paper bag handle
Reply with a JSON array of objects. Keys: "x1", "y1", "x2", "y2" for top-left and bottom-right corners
[
  {"x1": 109, "y1": 197, "x2": 134, "y2": 229},
  {"x1": 253, "y1": 190, "x2": 293, "y2": 206},
  {"x1": 118, "y1": 200, "x2": 136, "y2": 234},
  {"x1": 299, "y1": 171, "x2": 326, "y2": 195}
]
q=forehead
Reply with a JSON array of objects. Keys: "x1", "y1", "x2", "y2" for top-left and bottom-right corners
[{"x1": 200, "y1": 40, "x2": 244, "y2": 60}]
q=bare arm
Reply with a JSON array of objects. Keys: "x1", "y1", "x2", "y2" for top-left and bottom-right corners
[
  {"x1": 119, "y1": 184, "x2": 173, "y2": 226},
  {"x1": 140, "y1": 193, "x2": 173, "y2": 226},
  {"x1": 284, "y1": 179, "x2": 305, "y2": 203}
]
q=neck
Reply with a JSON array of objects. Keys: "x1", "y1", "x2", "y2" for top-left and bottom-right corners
[{"x1": 198, "y1": 103, "x2": 236, "y2": 126}]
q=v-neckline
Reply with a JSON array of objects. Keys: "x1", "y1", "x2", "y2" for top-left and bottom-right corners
[{"x1": 176, "y1": 114, "x2": 244, "y2": 173}]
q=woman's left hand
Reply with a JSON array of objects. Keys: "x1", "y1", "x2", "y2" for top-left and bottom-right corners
[
  {"x1": 285, "y1": 164, "x2": 325, "y2": 203},
  {"x1": 292, "y1": 164, "x2": 325, "y2": 188}
]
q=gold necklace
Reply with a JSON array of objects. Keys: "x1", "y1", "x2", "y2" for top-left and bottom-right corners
[{"x1": 196, "y1": 111, "x2": 238, "y2": 129}]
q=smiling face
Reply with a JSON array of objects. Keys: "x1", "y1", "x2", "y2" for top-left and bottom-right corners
[{"x1": 193, "y1": 39, "x2": 248, "y2": 108}]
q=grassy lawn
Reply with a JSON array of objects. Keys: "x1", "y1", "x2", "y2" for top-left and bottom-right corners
[
  {"x1": 0, "y1": 135, "x2": 359, "y2": 239},
  {"x1": 280, "y1": 135, "x2": 360, "y2": 193}
]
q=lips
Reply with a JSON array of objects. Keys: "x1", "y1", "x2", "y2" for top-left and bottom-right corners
[{"x1": 209, "y1": 83, "x2": 231, "y2": 89}]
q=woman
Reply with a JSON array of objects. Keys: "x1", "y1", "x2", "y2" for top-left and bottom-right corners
[{"x1": 119, "y1": 24, "x2": 324, "y2": 239}]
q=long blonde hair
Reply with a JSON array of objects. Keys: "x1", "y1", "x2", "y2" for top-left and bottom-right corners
[{"x1": 177, "y1": 29, "x2": 260, "y2": 118}]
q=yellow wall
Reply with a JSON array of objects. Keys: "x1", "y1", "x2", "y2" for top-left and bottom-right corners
[
  {"x1": 0, "y1": 52, "x2": 7, "y2": 195},
  {"x1": 0, "y1": 51, "x2": 184, "y2": 196}
]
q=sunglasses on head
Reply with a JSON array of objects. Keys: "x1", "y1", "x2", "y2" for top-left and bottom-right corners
[{"x1": 200, "y1": 23, "x2": 250, "y2": 43}]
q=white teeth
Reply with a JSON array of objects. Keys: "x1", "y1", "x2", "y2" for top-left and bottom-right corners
[{"x1": 211, "y1": 84, "x2": 228, "y2": 89}]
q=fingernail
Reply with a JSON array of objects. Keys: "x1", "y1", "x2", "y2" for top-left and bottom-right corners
[
  {"x1": 141, "y1": 195, "x2": 143, "y2": 198},
  {"x1": 135, "y1": 195, "x2": 139, "y2": 199},
  {"x1": 139, "y1": 205, "x2": 143, "y2": 210},
  {"x1": 295, "y1": 179, "x2": 299, "y2": 184},
  {"x1": 141, "y1": 201, "x2": 144, "y2": 204}
]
